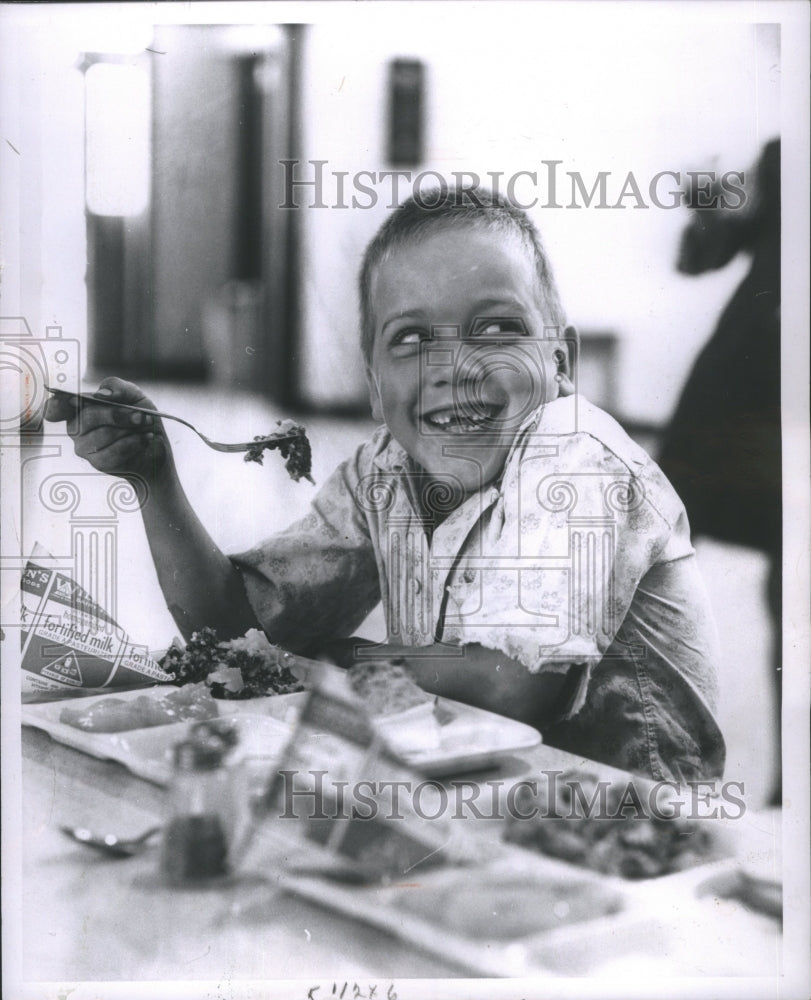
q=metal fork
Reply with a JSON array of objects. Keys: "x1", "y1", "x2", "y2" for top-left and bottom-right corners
[{"x1": 45, "y1": 386, "x2": 302, "y2": 454}]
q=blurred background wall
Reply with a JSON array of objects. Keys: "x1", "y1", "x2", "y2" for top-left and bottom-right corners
[
  {"x1": 3, "y1": 6, "x2": 780, "y2": 428},
  {"x1": 295, "y1": 17, "x2": 779, "y2": 423}
]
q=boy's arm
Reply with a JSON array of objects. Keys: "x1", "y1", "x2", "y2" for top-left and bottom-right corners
[
  {"x1": 325, "y1": 639, "x2": 570, "y2": 730},
  {"x1": 138, "y1": 473, "x2": 260, "y2": 640},
  {"x1": 45, "y1": 378, "x2": 259, "y2": 641}
]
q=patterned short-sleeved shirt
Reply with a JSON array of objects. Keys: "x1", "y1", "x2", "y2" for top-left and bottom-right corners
[{"x1": 232, "y1": 396, "x2": 726, "y2": 782}]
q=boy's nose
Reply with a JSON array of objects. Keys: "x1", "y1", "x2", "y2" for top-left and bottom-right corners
[
  {"x1": 420, "y1": 337, "x2": 472, "y2": 389},
  {"x1": 450, "y1": 339, "x2": 512, "y2": 386}
]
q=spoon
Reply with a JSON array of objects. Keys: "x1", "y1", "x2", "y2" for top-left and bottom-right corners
[
  {"x1": 60, "y1": 824, "x2": 162, "y2": 858},
  {"x1": 62, "y1": 823, "x2": 402, "y2": 883}
]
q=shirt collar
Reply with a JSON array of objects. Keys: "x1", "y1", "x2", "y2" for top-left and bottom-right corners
[{"x1": 371, "y1": 428, "x2": 412, "y2": 474}]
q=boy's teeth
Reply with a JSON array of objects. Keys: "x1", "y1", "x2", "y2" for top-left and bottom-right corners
[{"x1": 425, "y1": 408, "x2": 496, "y2": 433}]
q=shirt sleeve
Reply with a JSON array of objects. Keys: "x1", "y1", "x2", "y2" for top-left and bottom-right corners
[
  {"x1": 541, "y1": 554, "x2": 727, "y2": 782},
  {"x1": 229, "y1": 445, "x2": 381, "y2": 654}
]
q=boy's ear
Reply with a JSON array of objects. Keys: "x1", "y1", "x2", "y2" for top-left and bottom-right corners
[
  {"x1": 559, "y1": 325, "x2": 578, "y2": 376},
  {"x1": 553, "y1": 325, "x2": 578, "y2": 397}
]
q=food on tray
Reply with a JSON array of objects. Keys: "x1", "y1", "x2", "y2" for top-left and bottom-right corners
[
  {"x1": 346, "y1": 659, "x2": 430, "y2": 715},
  {"x1": 244, "y1": 420, "x2": 314, "y2": 483},
  {"x1": 159, "y1": 627, "x2": 305, "y2": 699},
  {"x1": 503, "y1": 769, "x2": 716, "y2": 879},
  {"x1": 188, "y1": 717, "x2": 240, "y2": 752},
  {"x1": 346, "y1": 659, "x2": 444, "y2": 755},
  {"x1": 395, "y1": 871, "x2": 623, "y2": 939},
  {"x1": 59, "y1": 682, "x2": 218, "y2": 733}
]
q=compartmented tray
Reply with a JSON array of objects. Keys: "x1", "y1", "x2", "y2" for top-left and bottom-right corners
[
  {"x1": 249, "y1": 821, "x2": 765, "y2": 979},
  {"x1": 21, "y1": 689, "x2": 293, "y2": 785},
  {"x1": 238, "y1": 748, "x2": 780, "y2": 978},
  {"x1": 23, "y1": 678, "x2": 781, "y2": 978},
  {"x1": 284, "y1": 847, "x2": 640, "y2": 978},
  {"x1": 22, "y1": 685, "x2": 541, "y2": 781}
]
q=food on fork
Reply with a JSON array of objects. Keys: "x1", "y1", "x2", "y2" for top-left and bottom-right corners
[
  {"x1": 244, "y1": 420, "x2": 314, "y2": 483},
  {"x1": 59, "y1": 682, "x2": 218, "y2": 733},
  {"x1": 45, "y1": 387, "x2": 314, "y2": 477}
]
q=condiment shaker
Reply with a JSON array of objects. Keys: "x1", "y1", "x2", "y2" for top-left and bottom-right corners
[{"x1": 160, "y1": 734, "x2": 234, "y2": 885}]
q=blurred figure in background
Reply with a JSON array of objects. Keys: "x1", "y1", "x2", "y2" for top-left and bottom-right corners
[{"x1": 658, "y1": 139, "x2": 781, "y2": 805}]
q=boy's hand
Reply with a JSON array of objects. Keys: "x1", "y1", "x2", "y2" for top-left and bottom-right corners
[{"x1": 44, "y1": 377, "x2": 172, "y2": 483}]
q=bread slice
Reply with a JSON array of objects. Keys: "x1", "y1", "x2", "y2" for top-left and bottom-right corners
[{"x1": 346, "y1": 659, "x2": 430, "y2": 716}]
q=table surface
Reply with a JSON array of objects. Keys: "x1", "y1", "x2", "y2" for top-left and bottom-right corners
[{"x1": 17, "y1": 720, "x2": 784, "y2": 991}]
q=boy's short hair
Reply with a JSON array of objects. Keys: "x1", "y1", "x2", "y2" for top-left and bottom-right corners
[{"x1": 358, "y1": 185, "x2": 568, "y2": 366}]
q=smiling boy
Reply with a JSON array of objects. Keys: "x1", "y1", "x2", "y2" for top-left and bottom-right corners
[
  {"x1": 365, "y1": 223, "x2": 565, "y2": 505},
  {"x1": 46, "y1": 187, "x2": 725, "y2": 783}
]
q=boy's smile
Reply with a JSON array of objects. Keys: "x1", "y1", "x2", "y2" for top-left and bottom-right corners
[{"x1": 369, "y1": 227, "x2": 564, "y2": 504}]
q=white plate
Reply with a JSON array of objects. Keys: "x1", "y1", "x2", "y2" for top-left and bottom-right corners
[
  {"x1": 225, "y1": 688, "x2": 542, "y2": 776},
  {"x1": 399, "y1": 707, "x2": 541, "y2": 776},
  {"x1": 23, "y1": 685, "x2": 541, "y2": 780}
]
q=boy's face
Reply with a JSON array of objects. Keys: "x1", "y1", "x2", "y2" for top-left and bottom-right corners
[{"x1": 368, "y1": 226, "x2": 564, "y2": 499}]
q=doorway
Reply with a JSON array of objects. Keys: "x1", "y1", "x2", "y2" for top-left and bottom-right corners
[{"x1": 86, "y1": 23, "x2": 304, "y2": 403}]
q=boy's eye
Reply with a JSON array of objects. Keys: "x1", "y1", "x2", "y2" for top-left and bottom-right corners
[
  {"x1": 468, "y1": 317, "x2": 529, "y2": 340},
  {"x1": 390, "y1": 326, "x2": 430, "y2": 348}
]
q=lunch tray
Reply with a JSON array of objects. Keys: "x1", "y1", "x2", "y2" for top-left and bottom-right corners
[
  {"x1": 22, "y1": 686, "x2": 781, "y2": 978},
  {"x1": 21, "y1": 685, "x2": 542, "y2": 782},
  {"x1": 237, "y1": 757, "x2": 780, "y2": 979},
  {"x1": 249, "y1": 818, "x2": 772, "y2": 979}
]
